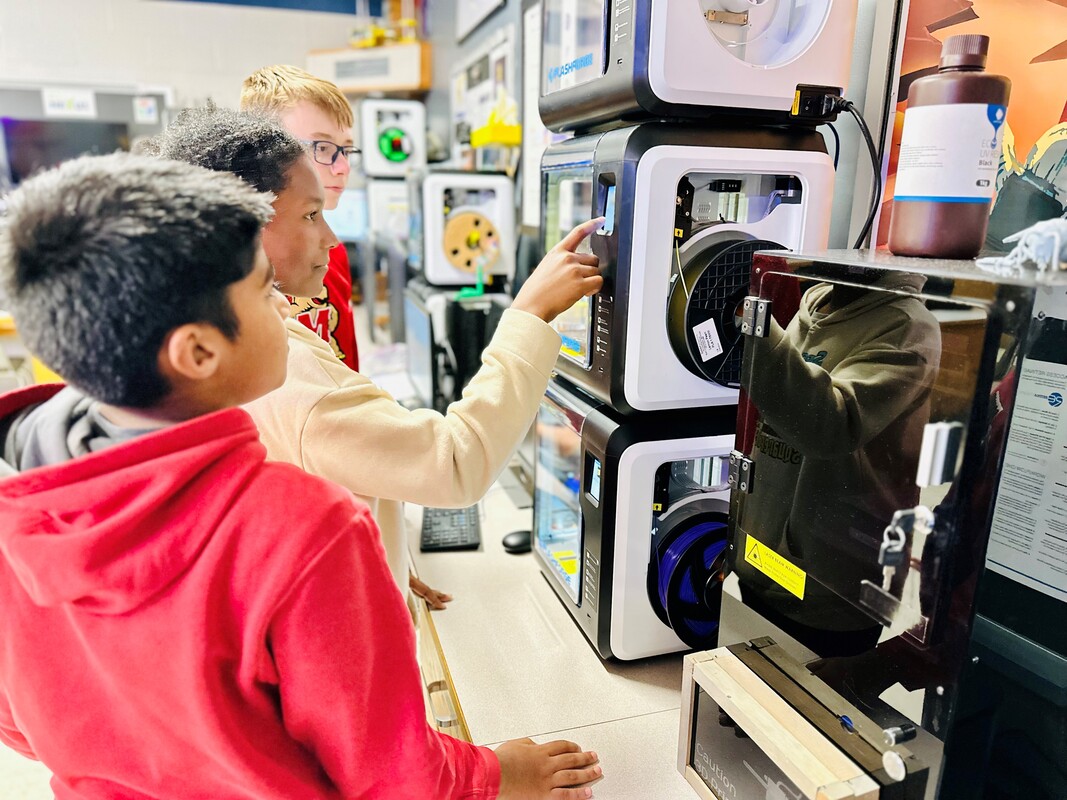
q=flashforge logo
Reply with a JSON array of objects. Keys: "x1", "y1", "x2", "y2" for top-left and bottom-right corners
[
  {"x1": 1050, "y1": 392, "x2": 1063, "y2": 408},
  {"x1": 547, "y1": 52, "x2": 595, "y2": 84}
]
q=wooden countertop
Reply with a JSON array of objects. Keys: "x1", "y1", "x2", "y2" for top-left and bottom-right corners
[{"x1": 410, "y1": 481, "x2": 696, "y2": 800}]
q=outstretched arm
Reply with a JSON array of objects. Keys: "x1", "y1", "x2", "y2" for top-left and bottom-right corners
[{"x1": 275, "y1": 219, "x2": 605, "y2": 509}]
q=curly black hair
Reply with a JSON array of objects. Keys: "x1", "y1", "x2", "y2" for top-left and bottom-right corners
[
  {"x1": 147, "y1": 103, "x2": 306, "y2": 196},
  {"x1": 0, "y1": 153, "x2": 274, "y2": 408}
]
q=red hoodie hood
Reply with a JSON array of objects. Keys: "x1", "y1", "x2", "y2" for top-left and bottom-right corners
[{"x1": 0, "y1": 385, "x2": 266, "y2": 614}]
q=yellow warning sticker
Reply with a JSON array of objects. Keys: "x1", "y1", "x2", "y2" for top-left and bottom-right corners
[{"x1": 744, "y1": 535, "x2": 806, "y2": 600}]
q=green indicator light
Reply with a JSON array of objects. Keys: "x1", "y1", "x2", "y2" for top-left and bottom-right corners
[{"x1": 378, "y1": 127, "x2": 411, "y2": 162}]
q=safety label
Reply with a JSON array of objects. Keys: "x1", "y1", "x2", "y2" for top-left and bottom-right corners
[
  {"x1": 692, "y1": 318, "x2": 724, "y2": 362},
  {"x1": 744, "y1": 535, "x2": 806, "y2": 600}
]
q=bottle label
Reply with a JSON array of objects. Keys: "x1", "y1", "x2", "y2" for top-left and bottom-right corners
[{"x1": 894, "y1": 103, "x2": 1007, "y2": 203}]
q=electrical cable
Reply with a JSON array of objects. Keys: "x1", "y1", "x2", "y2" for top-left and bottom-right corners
[
  {"x1": 836, "y1": 98, "x2": 882, "y2": 249},
  {"x1": 674, "y1": 239, "x2": 692, "y2": 300},
  {"x1": 827, "y1": 122, "x2": 841, "y2": 171}
]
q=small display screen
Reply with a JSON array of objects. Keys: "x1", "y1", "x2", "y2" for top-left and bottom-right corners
[
  {"x1": 542, "y1": 0, "x2": 607, "y2": 97},
  {"x1": 587, "y1": 456, "x2": 602, "y2": 504},
  {"x1": 534, "y1": 401, "x2": 584, "y2": 603},
  {"x1": 601, "y1": 185, "x2": 616, "y2": 235},
  {"x1": 543, "y1": 169, "x2": 595, "y2": 367}
]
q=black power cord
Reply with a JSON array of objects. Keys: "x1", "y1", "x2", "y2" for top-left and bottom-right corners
[
  {"x1": 792, "y1": 91, "x2": 883, "y2": 249},
  {"x1": 826, "y1": 122, "x2": 841, "y2": 171},
  {"x1": 832, "y1": 97, "x2": 882, "y2": 249}
]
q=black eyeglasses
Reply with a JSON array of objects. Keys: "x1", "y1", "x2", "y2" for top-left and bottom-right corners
[{"x1": 300, "y1": 139, "x2": 361, "y2": 166}]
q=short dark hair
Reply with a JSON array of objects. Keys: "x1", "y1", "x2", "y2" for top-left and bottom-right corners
[
  {"x1": 0, "y1": 153, "x2": 274, "y2": 407},
  {"x1": 149, "y1": 104, "x2": 307, "y2": 195}
]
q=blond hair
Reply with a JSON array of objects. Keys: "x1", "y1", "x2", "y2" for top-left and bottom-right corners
[{"x1": 240, "y1": 65, "x2": 353, "y2": 129}]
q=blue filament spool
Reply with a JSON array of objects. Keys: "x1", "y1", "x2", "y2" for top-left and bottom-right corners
[
  {"x1": 656, "y1": 520, "x2": 728, "y2": 648},
  {"x1": 644, "y1": 514, "x2": 729, "y2": 652}
]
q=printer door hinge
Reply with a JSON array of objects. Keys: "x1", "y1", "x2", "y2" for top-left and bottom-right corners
[
  {"x1": 728, "y1": 450, "x2": 755, "y2": 494},
  {"x1": 740, "y1": 296, "x2": 771, "y2": 338}
]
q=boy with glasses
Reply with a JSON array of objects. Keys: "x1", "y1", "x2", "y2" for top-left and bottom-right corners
[{"x1": 241, "y1": 65, "x2": 361, "y2": 372}]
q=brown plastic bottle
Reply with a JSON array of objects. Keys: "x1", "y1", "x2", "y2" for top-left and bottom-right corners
[{"x1": 888, "y1": 34, "x2": 1011, "y2": 259}]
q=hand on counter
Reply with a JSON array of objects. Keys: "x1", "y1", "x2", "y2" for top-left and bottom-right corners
[
  {"x1": 410, "y1": 573, "x2": 453, "y2": 610},
  {"x1": 511, "y1": 218, "x2": 604, "y2": 324},
  {"x1": 496, "y1": 738, "x2": 602, "y2": 799}
]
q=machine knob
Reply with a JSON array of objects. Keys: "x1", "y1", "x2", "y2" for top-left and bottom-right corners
[
  {"x1": 882, "y1": 750, "x2": 908, "y2": 783},
  {"x1": 882, "y1": 723, "x2": 917, "y2": 746}
]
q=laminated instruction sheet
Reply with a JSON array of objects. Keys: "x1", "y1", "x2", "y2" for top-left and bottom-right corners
[{"x1": 986, "y1": 287, "x2": 1067, "y2": 601}]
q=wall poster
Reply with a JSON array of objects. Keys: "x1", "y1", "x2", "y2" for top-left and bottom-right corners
[{"x1": 875, "y1": 0, "x2": 1067, "y2": 251}]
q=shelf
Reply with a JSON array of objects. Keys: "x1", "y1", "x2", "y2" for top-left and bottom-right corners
[{"x1": 306, "y1": 42, "x2": 432, "y2": 96}]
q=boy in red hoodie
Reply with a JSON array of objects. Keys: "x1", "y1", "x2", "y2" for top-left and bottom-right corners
[{"x1": 0, "y1": 154, "x2": 600, "y2": 799}]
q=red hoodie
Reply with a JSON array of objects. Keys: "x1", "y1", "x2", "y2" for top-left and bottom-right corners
[{"x1": 0, "y1": 385, "x2": 499, "y2": 799}]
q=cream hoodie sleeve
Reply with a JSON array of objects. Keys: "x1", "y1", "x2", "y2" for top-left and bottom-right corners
[{"x1": 250, "y1": 308, "x2": 561, "y2": 508}]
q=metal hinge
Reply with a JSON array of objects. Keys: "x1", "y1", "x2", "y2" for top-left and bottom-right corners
[
  {"x1": 740, "y1": 296, "x2": 771, "y2": 338},
  {"x1": 705, "y1": 9, "x2": 748, "y2": 26},
  {"x1": 728, "y1": 450, "x2": 755, "y2": 494}
]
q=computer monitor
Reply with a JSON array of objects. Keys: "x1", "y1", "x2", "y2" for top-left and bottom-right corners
[
  {"x1": 322, "y1": 187, "x2": 369, "y2": 242},
  {"x1": 403, "y1": 287, "x2": 435, "y2": 410},
  {"x1": 1, "y1": 118, "x2": 129, "y2": 185}
]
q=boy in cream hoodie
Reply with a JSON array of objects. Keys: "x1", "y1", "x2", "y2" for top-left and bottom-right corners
[{"x1": 152, "y1": 105, "x2": 602, "y2": 602}]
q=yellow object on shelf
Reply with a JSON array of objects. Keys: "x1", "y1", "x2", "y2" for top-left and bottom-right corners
[
  {"x1": 350, "y1": 21, "x2": 386, "y2": 48},
  {"x1": 470, "y1": 93, "x2": 521, "y2": 149},
  {"x1": 397, "y1": 17, "x2": 419, "y2": 42},
  {"x1": 470, "y1": 121, "x2": 522, "y2": 149}
]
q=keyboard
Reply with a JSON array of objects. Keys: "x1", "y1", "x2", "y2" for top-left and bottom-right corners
[{"x1": 419, "y1": 505, "x2": 482, "y2": 552}]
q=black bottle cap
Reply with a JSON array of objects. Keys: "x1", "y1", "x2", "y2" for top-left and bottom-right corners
[{"x1": 940, "y1": 34, "x2": 989, "y2": 70}]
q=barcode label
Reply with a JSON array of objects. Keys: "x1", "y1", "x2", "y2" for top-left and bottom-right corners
[{"x1": 693, "y1": 318, "x2": 723, "y2": 362}]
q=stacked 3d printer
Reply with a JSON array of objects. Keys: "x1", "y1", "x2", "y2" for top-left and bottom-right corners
[{"x1": 529, "y1": 0, "x2": 858, "y2": 661}]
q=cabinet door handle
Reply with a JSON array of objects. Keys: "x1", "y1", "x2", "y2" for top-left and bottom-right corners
[{"x1": 427, "y1": 681, "x2": 458, "y2": 728}]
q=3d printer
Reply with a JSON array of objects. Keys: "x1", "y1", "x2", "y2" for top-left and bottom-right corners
[
  {"x1": 542, "y1": 122, "x2": 835, "y2": 413},
  {"x1": 539, "y1": 0, "x2": 858, "y2": 133},
  {"x1": 679, "y1": 249, "x2": 1067, "y2": 800}
]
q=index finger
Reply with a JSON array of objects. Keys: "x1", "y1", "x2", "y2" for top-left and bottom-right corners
[
  {"x1": 553, "y1": 217, "x2": 606, "y2": 253},
  {"x1": 540, "y1": 739, "x2": 585, "y2": 757}
]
